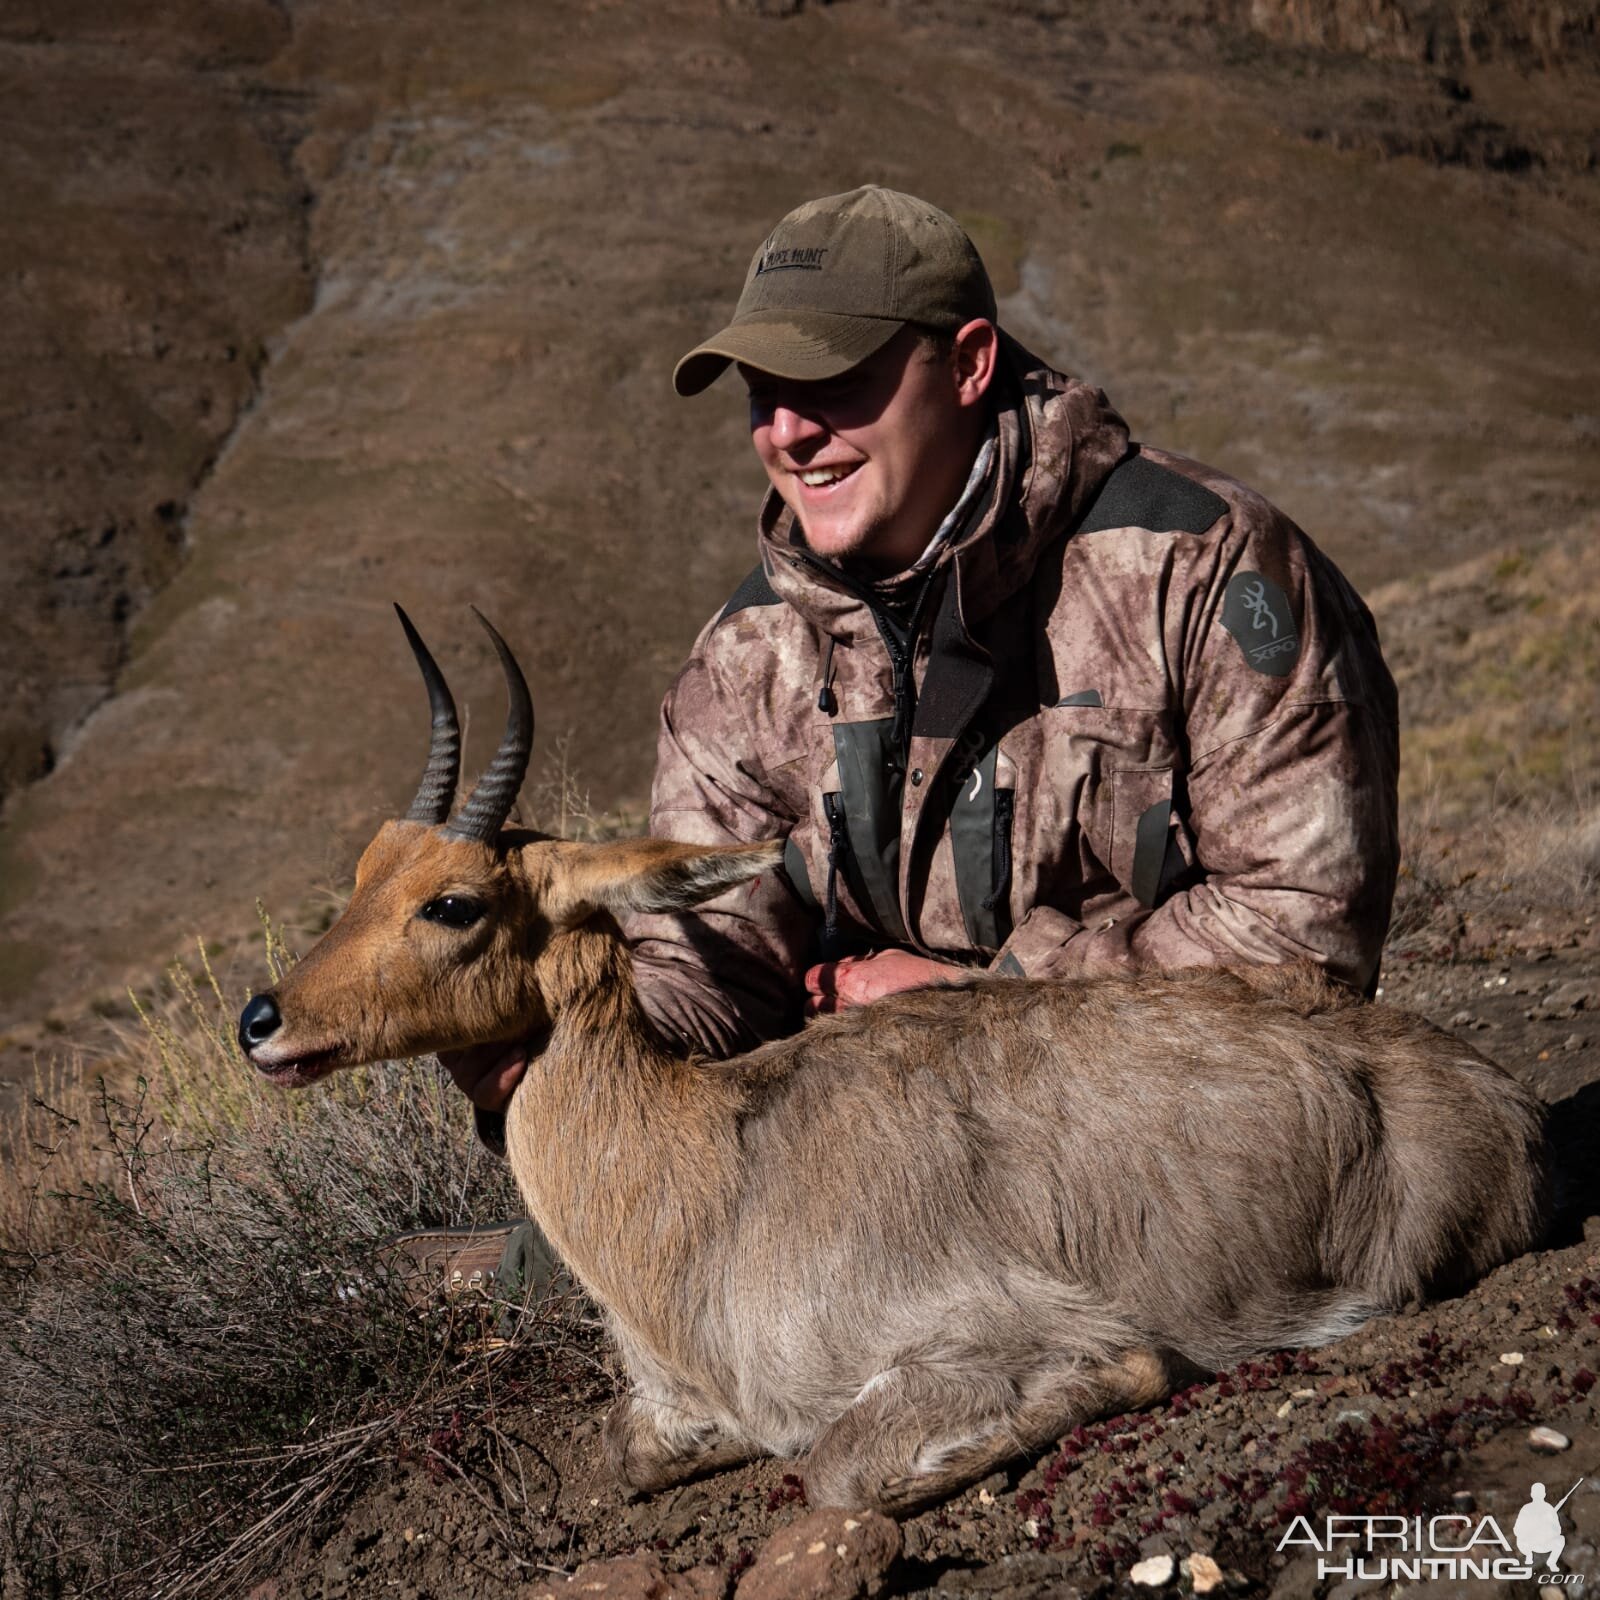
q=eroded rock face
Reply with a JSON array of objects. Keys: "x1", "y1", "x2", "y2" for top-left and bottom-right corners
[
  {"x1": 1241, "y1": 0, "x2": 1595, "y2": 70},
  {"x1": 0, "y1": 0, "x2": 1596, "y2": 1058},
  {"x1": 0, "y1": 1, "x2": 314, "y2": 801}
]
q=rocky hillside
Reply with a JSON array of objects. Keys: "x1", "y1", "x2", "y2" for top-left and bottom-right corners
[{"x1": 0, "y1": 0, "x2": 1596, "y2": 1079}]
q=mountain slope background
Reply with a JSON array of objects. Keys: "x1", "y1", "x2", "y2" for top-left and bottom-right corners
[{"x1": 1, "y1": 0, "x2": 1596, "y2": 1077}]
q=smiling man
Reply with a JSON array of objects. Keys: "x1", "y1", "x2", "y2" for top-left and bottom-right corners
[{"x1": 445, "y1": 185, "x2": 1400, "y2": 1180}]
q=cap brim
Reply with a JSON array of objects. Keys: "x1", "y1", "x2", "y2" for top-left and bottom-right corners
[{"x1": 672, "y1": 310, "x2": 906, "y2": 397}]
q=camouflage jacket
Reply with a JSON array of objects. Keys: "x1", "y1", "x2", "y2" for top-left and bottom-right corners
[{"x1": 628, "y1": 334, "x2": 1400, "y2": 1058}]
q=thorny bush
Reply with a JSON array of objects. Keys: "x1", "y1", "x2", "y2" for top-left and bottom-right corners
[{"x1": 0, "y1": 928, "x2": 587, "y2": 1600}]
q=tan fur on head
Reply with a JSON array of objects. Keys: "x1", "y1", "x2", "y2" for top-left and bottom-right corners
[
  {"x1": 541, "y1": 837, "x2": 785, "y2": 927},
  {"x1": 248, "y1": 828, "x2": 785, "y2": 1078}
]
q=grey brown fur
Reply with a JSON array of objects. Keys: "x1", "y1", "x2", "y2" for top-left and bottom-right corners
[
  {"x1": 249, "y1": 816, "x2": 1547, "y2": 1514},
  {"x1": 494, "y1": 843, "x2": 1547, "y2": 1512}
]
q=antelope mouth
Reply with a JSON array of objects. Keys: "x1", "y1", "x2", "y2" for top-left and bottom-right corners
[{"x1": 249, "y1": 1042, "x2": 346, "y2": 1088}]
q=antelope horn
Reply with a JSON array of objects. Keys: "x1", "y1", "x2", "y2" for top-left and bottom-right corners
[
  {"x1": 395, "y1": 604, "x2": 461, "y2": 826},
  {"x1": 445, "y1": 608, "x2": 534, "y2": 843}
]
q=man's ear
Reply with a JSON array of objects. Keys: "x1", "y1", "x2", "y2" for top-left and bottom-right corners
[
  {"x1": 952, "y1": 317, "x2": 998, "y2": 408},
  {"x1": 543, "y1": 838, "x2": 785, "y2": 926}
]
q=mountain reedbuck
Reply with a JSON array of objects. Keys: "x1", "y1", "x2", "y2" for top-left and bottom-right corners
[{"x1": 238, "y1": 608, "x2": 1549, "y2": 1513}]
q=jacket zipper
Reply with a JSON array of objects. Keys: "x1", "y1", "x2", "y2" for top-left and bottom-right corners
[
  {"x1": 822, "y1": 791, "x2": 851, "y2": 947},
  {"x1": 795, "y1": 551, "x2": 937, "y2": 772},
  {"x1": 982, "y1": 788, "x2": 1014, "y2": 912}
]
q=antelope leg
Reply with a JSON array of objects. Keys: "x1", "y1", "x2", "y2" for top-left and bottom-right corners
[
  {"x1": 602, "y1": 1390, "x2": 764, "y2": 1497},
  {"x1": 801, "y1": 1347, "x2": 1171, "y2": 1515}
]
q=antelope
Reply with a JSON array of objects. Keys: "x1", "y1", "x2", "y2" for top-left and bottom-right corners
[{"x1": 238, "y1": 607, "x2": 1550, "y2": 1514}]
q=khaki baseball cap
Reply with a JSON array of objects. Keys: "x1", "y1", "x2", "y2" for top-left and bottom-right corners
[{"x1": 673, "y1": 186, "x2": 997, "y2": 397}]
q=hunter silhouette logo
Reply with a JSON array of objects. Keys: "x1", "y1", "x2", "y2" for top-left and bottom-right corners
[
  {"x1": 1515, "y1": 1478, "x2": 1584, "y2": 1572},
  {"x1": 1279, "y1": 1473, "x2": 1589, "y2": 1584}
]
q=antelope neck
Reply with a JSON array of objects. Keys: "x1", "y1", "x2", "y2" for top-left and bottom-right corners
[{"x1": 506, "y1": 918, "x2": 739, "y2": 1361}]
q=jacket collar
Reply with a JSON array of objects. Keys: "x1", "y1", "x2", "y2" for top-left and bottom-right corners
[{"x1": 756, "y1": 333, "x2": 1131, "y2": 642}]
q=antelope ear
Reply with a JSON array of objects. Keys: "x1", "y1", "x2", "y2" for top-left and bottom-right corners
[{"x1": 543, "y1": 837, "x2": 785, "y2": 926}]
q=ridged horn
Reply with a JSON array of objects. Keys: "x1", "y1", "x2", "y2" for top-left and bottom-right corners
[
  {"x1": 395, "y1": 604, "x2": 461, "y2": 826},
  {"x1": 444, "y1": 608, "x2": 534, "y2": 843}
]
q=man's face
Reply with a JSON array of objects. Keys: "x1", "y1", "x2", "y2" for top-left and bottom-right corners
[{"x1": 741, "y1": 324, "x2": 988, "y2": 576}]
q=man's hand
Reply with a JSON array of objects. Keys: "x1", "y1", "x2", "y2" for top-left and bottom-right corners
[
  {"x1": 803, "y1": 950, "x2": 962, "y2": 1016},
  {"x1": 438, "y1": 1039, "x2": 529, "y2": 1114}
]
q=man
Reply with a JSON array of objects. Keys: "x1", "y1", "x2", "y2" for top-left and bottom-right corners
[
  {"x1": 1513, "y1": 1482, "x2": 1566, "y2": 1571},
  {"x1": 432, "y1": 186, "x2": 1399, "y2": 1291}
]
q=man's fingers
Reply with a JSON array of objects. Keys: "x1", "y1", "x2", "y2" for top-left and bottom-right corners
[
  {"x1": 804, "y1": 956, "x2": 859, "y2": 997},
  {"x1": 438, "y1": 1042, "x2": 500, "y2": 1092}
]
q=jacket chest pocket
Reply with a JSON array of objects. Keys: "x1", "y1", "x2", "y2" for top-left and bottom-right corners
[{"x1": 1044, "y1": 706, "x2": 1188, "y2": 907}]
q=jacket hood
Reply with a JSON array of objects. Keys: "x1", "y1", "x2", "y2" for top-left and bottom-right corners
[{"x1": 758, "y1": 331, "x2": 1132, "y2": 639}]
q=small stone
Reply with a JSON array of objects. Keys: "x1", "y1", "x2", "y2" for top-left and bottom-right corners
[
  {"x1": 1131, "y1": 1552, "x2": 1176, "y2": 1587},
  {"x1": 738, "y1": 1508, "x2": 900, "y2": 1600},
  {"x1": 1500, "y1": 1351, "x2": 1525, "y2": 1365},
  {"x1": 1276, "y1": 1400, "x2": 1293, "y2": 1418},
  {"x1": 1292, "y1": 1388, "x2": 1316, "y2": 1400},
  {"x1": 1564, "y1": 1033, "x2": 1585, "y2": 1052},
  {"x1": 1450, "y1": 1010, "x2": 1474, "y2": 1028},
  {"x1": 526, "y1": 1553, "x2": 724, "y2": 1599},
  {"x1": 1545, "y1": 982, "x2": 1592, "y2": 1013},
  {"x1": 1529, "y1": 1426, "x2": 1571, "y2": 1453},
  {"x1": 1188, "y1": 1553, "x2": 1225, "y2": 1594},
  {"x1": 977, "y1": 1488, "x2": 995, "y2": 1505},
  {"x1": 1023, "y1": 1518, "x2": 1039, "y2": 1539}
]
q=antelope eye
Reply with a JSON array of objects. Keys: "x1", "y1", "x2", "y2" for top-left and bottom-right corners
[{"x1": 418, "y1": 895, "x2": 486, "y2": 930}]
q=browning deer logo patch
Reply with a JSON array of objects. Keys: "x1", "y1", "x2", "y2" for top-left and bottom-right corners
[{"x1": 1222, "y1": 571, "x2": 1300, "y2": 677}]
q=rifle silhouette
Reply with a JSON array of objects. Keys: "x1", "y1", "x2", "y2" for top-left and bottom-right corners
[{"x1": 1554, "y1": 1476, "x2": 1586, "y2": 1514}]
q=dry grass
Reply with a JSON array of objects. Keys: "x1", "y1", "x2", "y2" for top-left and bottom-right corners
[
  {"x1": 0, "y1": 745, "x2": 642, "y2": 1597},
  {"x1": 1386, "y1": 763, "x2": 1599, "y2": 962},
  {"x1": 0, "y1": 914, "x2": 600, "y2": 1599},
  {"x1": 1372, "y1": 524, "x2": 1600, "y2": 825}
]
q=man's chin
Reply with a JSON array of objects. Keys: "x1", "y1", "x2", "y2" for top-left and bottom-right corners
[{"x1": 796, "y1": 519, "x2": 888, "y2": 572}]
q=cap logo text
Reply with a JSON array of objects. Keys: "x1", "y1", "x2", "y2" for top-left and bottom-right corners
[{"x1": 755, "y1": 245, "x2": 829, "y2": 275}]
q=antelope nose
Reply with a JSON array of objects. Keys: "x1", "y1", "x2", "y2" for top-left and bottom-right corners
[{"x1": 238, "y1": 993, "x2": 283, "y2": 1055}]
